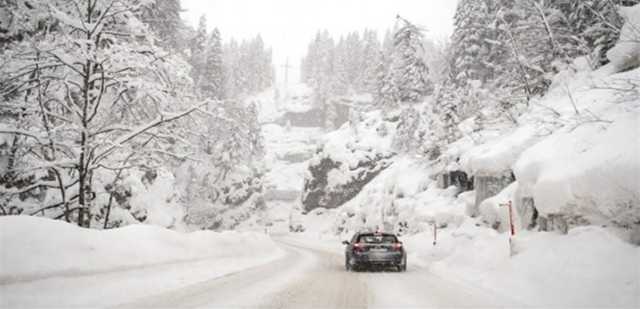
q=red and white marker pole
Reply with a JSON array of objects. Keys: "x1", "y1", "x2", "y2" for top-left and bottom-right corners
[{"x1": 500, "y1": 200, "x2": 516, "y2": 256}]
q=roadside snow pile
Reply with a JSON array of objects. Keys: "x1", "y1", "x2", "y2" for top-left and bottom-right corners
[
  {"x1": 515, "y1": 111, "x2": 640, "y2": 230},
  {"x1": 406, "y1": 221, "x2": 640, "y2": 308},
  {"x1": 460, "y1": 125, "x2": 543, "y2": 176},
  {"x1": 0, "y1": 216, "x2": 283, "y2": 283},
  {"x1": 449, "y1": 57, "x2": 640, "y2": 239}
]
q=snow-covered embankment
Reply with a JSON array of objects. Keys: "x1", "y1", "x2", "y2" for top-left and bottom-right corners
[{"x1": 0, "y1": 216, "x2": 283, "y2": 284}]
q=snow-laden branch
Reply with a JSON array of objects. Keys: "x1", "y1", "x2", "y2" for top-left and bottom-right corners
[
  {"x1": 0, "y1": 129, "x2": 46, "y2": 144},
  {"x1": 91, "y1": 101, "x2": 209, "y2": 167}
]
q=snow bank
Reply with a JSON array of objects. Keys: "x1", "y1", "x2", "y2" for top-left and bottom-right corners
[
  {"x1": 0, "y1": 216, "x2": 283, "y2": 283},
  {"x1": 460, "y1": 125, "x2": 542, "y2": 176},
  {"x1": 478, "y1": 182, "x2": 518, "y2": 231},
  {"x1": 515, "y1": 112, "x2": 640, "y2": 229},
  {"x1": 452, "y1": 57, "x2": 640, "y2": 240},
  {"x1": 412, "y1": 221, "x2": 640, "y2": 308}
]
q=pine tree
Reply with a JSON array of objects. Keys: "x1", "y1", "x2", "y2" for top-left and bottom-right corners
[
  {"x1": 344, "y1": 31, "x2": 364, "y2": 92},
  {"x1": 140, "y1": 0, "x2": 184, "y2": 50},
  {"x1": 332, "y1": 37, "x2": 349, "y2": 96},
  {"x1": 450, "y1": 0, "x2": 495, "y2": 85},
  {"x1": 559, "y1": 0, "x2": 640, "y2": 67},
  {"x1": 432, "y1": 82, "x2": 462, "y2": 145},
  {"x1": 190, "y1": 15, "x2": 208, "y2": 88},
  {"x1": 201, "y1": 28, "x2": 224, "y2": 99},
  {"x1": 375, "y1": 50, "x2": 397, "y2": 105},
  {"x1": 360, "y1": 29, "x2": 382, "y2": 94},
  {"x1": 374, "y1": 30, "x2": 396, "y2": 105},
  {"x1": 389, "y1": 16, "x2": 433, "y2": 103}
]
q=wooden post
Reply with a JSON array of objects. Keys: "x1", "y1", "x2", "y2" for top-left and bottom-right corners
[{"x1": 507, "y1": 200, "x2": 515, "y2": 236}]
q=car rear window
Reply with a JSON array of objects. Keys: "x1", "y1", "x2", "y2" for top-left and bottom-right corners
[{"x1": 357, "y1": 234, "x2": 397, "y2": 243}]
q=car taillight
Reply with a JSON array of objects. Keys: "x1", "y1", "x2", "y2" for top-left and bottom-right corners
[
  {"x1": 353, "y1": 243, "x2": 364, "y2": 252},
  {"x1": 393, "y1": 243, "x2": 403, "y2": 251}
]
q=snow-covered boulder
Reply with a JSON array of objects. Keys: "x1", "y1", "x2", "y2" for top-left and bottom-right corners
[
  {"x1": 460, "y1": 125, "x2": 542, "y2": 177},
  {"x1": 514, "y1": 112, "x2": 640, "y2": 238}
]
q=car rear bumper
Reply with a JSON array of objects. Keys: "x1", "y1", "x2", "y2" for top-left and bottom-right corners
[{"x1": 352, "y1": 252, "x2": 404, "y2": 265}]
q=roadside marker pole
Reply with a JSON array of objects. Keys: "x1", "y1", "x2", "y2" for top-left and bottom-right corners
[
  {"x1": 500, "y1": 200, "x2": 516, "y2": 256},
  {"x1": 433, "y1": 222, "x2": 437, "y2": 246}
]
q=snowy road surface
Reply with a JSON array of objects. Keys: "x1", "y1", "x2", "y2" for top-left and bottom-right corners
[{"x1": 2, "y1": 236, "x2": 522, "y2": 308}]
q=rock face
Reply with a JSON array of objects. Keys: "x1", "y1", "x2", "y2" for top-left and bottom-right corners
[
  {"x1": 278, "y1": 101, "x2": 351, "y2": 129},
  {"x1": 469, "y1": 173, "x2": 514, "y2": 217},
  {"x1": 301, "y1": 152, "x2": 393, "y2": 213},
  {"x1": 280, "y1": 108, "x2": 325, "y2": 127}
]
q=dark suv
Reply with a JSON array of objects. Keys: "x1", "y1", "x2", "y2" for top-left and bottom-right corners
[{"x1": 342, "y1": 232, "x2": 407, "y2": 272}]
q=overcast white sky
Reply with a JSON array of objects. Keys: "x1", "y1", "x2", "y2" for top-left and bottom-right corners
[{"x1": 181, "y1": 0, "x2": 458, "y2": 84}]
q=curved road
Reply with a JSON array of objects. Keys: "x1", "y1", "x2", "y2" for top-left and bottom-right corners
[{"x1": 112, "y1": 237, "x2": 522, "y2": 308}]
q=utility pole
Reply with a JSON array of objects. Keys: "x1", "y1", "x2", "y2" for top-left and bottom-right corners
[
  {"x1": 281, "y1": 58, "x2": 292, "y2": 87},
  {"x1": 280, "y1": 58, "x2": 293, "y2": 100}
]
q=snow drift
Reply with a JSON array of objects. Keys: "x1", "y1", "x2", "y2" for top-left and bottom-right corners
[
  {"x1": 0, "y1": 216, "x2": 283, "y2": 283},
  {"x1": 406, "y1": 222, "x2": 640, "y2": 308}
]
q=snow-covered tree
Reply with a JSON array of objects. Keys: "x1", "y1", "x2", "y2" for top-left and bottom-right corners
[
  {"x1": 222, "y1": 36, "x2": 274, "y2": 98},
  {"x1": 388, "y1": 16, "x2": 433, "y2": 103},
  {"x1": 360, "y1": 29, "x2": 382, "y2": 93},
  {"x1": 190, "y1": 15, "x2": 209, "y2": 88},
  {"x1": 450, "y1": 0, "x2": 496, "y2": 85},
  {"x1": 139, "y1": 0, "x2": 185, "y2": 50},
  {"x1": 201, "y1": 28, "x2": 224, "y2": 99},
  {"x1": 0, "y1": 0, "x2": 206, "y2": 227},
  {"x1": 344, "y1": 31, "x2": 364, "y2": 92},
  {"x1": 559, "y1": 0, "x2": 640, "y2": 67},
  {"x1": 331, "y1": 37, "x2": 349, "y2": 96}
]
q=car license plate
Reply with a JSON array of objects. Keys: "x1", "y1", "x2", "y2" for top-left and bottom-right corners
[{"x1": 371, "y1": 248, "x2": 387, "y2": 252}]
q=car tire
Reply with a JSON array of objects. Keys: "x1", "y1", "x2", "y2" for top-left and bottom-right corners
[
  {"x1": 345, "y1": 258, "x2": 351, "y2": 271},
  {"x1": 398, "y1": 257, "x2": 407, "y2": 272}
]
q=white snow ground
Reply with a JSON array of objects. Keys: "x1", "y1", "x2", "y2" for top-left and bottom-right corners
[
  {"x1": 0, "y1": 216, "x2": 523, "y2": 308},
  {"x1": 0, "y1": 216, "x2": 284, "y2": 307}
]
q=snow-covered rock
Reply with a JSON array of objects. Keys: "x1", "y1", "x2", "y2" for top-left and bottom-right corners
[
  {"x1": 460, "y1": 125, "x2": 542, "y2": 176},
  {"x1": 448, "y1": 59, "x2": 640, "y2": 242},
  {"x1": 514, "y1": 112, "x2": 640, "y2": 232},
  {"x1": 300, "y1": 110, "x2": 397, "y2": 213}
]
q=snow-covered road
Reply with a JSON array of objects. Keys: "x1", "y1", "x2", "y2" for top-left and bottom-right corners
[{"x1": 0, "y1": 235, "x2": 524, "y2": 308}]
